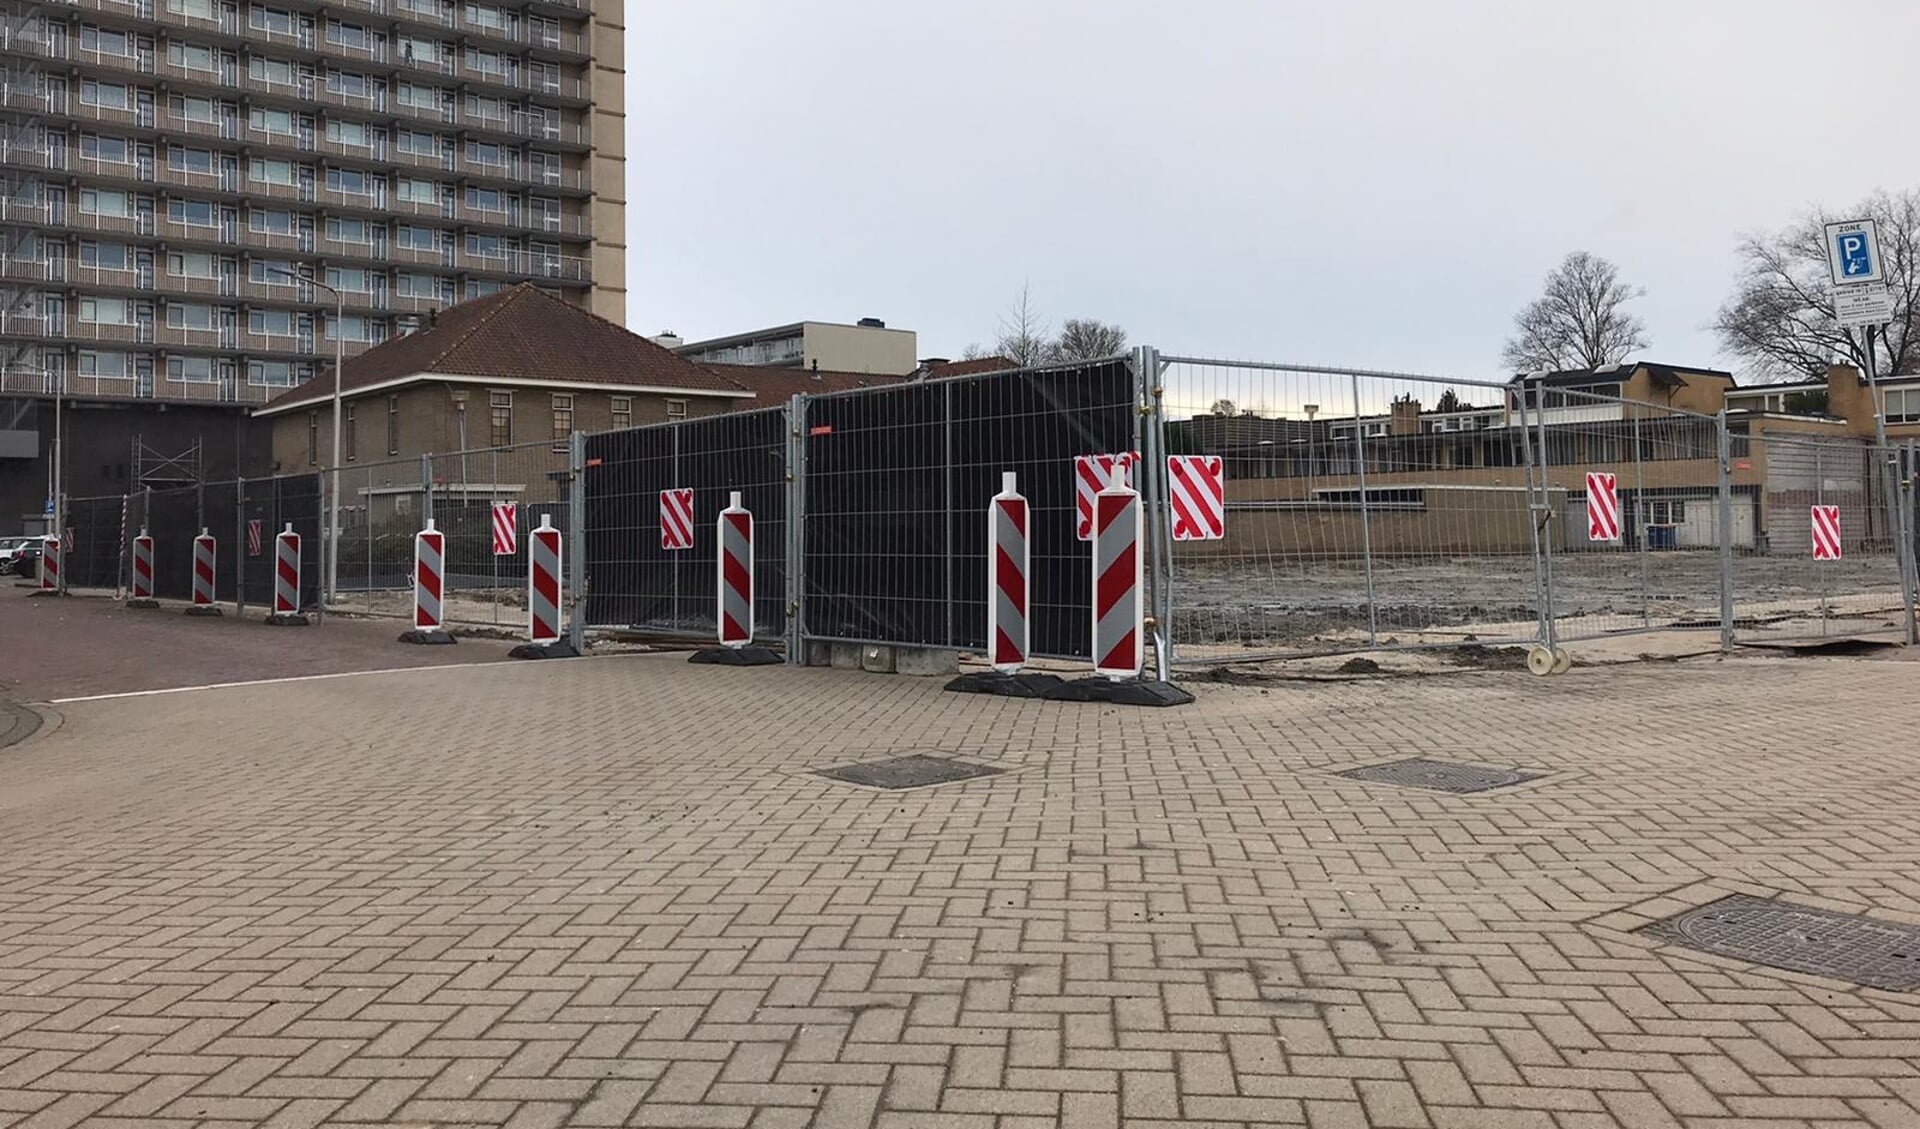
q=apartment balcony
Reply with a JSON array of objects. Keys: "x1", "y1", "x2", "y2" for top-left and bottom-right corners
[
  {"x1": 152, "y1": 323, "x2": 227, "y2": 349},
  {"x1": 314, "y1": 183, "x2": 389, "y2": 211},
  {"x1": 0, "y1": 140, "x2": 63, "y2": 173},
  {"x1": 69, "y1": 263, "x2": 151, "y2": 292},
  {"x1": 158, "y1": 272, "x2": 232, "y2": 298},
  {"x1": 233, "y1": 70, "x2": 315, "y2": 103},
  {"x1": 388, "y1": 291, "x2": 445, "y2": 312},
  {"x1": 389, "y1": 243, "x2": 453, "y2": 267},
  {"x1": 74, "y1": 154, "x2": 153, "y2": 186},
  {"x1": 75, "y1": 46, "x2": 158, "y2": 80},
  {"x1": 315, "y1": 134, "x2": 390, "y2": 163},
  {"x1": 152, "y1": 163, "x2": 242, "y2": 195},
  {"x1": 234, "y1": 329, "x2": 314, "y2": 356},
  {"x1": 313, "y1": 83, "x2": 389, "y2": 116},
  {"x1": 60, "y1": 209, "x2": 157, "y2": 238},
  {"x1": 236, "y1": 124, "x2": 319, "y2": 155},
  {"x1": 68, "y1": 320, "x2": 150, "y2": 345},
  {"x1": 234, "y1": 277, "x2": 312, "y2": 303},
  {"x1": 155, "y1": 216, "x2": 233, "y2": 245},
  {"x1": 314, "y1": 235, "x2": 387, "y2": 262},
  {"x1": 455, "y1": 247, "x2": 589, "y2": 283},
  {"x1": 153, "y1": 57, "x2": 229, "y2": 88},
  {"x1": 236, "y1": 226, "x2": 312, "y2": 255},
  {"x1": 156, "y1": 106, "x2": 240, "y2": 140},
  {"x1": 64, "y1": 98, "x2": 156, "y2": 130}
]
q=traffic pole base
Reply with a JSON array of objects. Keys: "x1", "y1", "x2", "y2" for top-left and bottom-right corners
[
  {"x1": 398, "y1": 628, "x2": 456, "y2": 645},
  {"x1": 509, "y1": 639, "x2": 580, "y2": 660},
  {"x1": 945, "y1": 670, "x2": 1066, "y2": 698},
  {"x1": 1041, "y1": 677, "x2": 1195, "y2": 707},
  {"x1": 126, "y1": 598, "x2": 161, "y2": 609},
  {"x1": 689, "y1": 645, "x2": 781, "y2": 666},
  {"x1": 264, "y1": 612, "x2": 311, "y2": 627},
  {"x1": 184, "y1": 604, "x2": 224, "y2": 617}
]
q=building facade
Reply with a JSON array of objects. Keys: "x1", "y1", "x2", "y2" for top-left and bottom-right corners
[
  {"x1": 676, "y1": 319, "x2": 919, "y2": 376},
  {"x1": 0, "y1": 0, "x2": 627, "y2": 411}
]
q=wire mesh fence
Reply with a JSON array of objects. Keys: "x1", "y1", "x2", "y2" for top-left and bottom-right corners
[{"x1": 428, "y1": 441, "x2": 573, "y2": 630}]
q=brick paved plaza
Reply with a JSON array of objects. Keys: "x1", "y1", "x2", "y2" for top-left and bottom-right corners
[{"x1": 2, "y1": 588, "x2": 1919, "y2": 1128}]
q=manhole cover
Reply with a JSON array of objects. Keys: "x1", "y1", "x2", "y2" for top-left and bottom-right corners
[
  {"x1": 1641, "y1": 895, "x2": 1920, "y2": 991},
  {"x1": 817, "y1": 754, "x2": 1003, "y2": 790},
  {"x1": 1334, "y1": 757, "x2": 1542, "y2": 794}
]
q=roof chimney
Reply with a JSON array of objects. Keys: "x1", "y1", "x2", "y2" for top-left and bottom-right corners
[
  {"x1": 811, "y1": 359, "x2": 822, "y2": 381},
  {"x1": 651, "y1": 331, "x2": 684, "y2": 349},
  {"x1": 856, "y1": 317, "x2": 885, "y2": 329}
]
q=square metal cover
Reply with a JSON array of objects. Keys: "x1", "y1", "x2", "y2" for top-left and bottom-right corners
[
  {"x1": 1335, "y1": 757, "x2": 1543, "y2": 794},
  {"x1": 817, "y1": 754, "x2": 1002, "y2": 790},
  {"x1": 1641, "y1": 895, "x2": 1920, "y2": 991}
]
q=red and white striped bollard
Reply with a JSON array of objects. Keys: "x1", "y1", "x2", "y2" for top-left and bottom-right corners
[
  {"x1": 717, "y1": 491, "x2": 752, "y2": 648},
  {"x1": 528, "y1": 513, "x2": 561, "y2": 644},
  {"x1": 402, "y1": 518, "x2": 454, "y2": 644},
  {"x1": 988, "y1": 471, "x2": 1029, "y2": 673},
  {"x1": 37, "y1": 533, "x2": 60, "y2": 593},
  {"x1": 185, "y1": 528, "x2": 222, "y2": 616},
  {"x1": 129, "y1": 528, "x2": 157, "y2": 607},
  {"x1": 267, "y1": 523, "x2": 309, "y2": 625},
  {"x1": 1091, "y1": 483, "x2": 1143, "y2": 680}
]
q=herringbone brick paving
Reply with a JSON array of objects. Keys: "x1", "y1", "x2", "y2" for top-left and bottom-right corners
[{"x1": 2, "y1": 645, "x2": 1918, "y2": 1128}]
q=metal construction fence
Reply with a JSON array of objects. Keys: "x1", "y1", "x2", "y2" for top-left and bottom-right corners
[{"x1": 44, "y1": 348, "x2": 1920, "y2": 669}]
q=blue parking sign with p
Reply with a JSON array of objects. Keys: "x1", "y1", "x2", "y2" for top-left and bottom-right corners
[{"x1": 1837, "y1": 231, "x2": 1874, "y2": 278}]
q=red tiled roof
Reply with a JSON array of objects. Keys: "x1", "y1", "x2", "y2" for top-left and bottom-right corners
[
  {"x1": 257, "y1": 284, "x2": 747, "y2": 415},
  {"x1": 923, "y1": 356, "x2": 1019, "y2": 379},
  {"x1": 698, "y1": 362, "x2": 909, "y2": 409}
]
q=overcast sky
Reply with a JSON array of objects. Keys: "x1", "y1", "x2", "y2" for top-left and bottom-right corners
[{"x1": 625, "y1": 1, "x2": 1920, "y2": 382}]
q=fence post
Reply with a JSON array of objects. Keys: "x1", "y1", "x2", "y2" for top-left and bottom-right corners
[
  {"x1": 1715, "y1": 409, "x2": 1735, "y2": 653},
  {"x1": 234, "y1": 477, "x2": 247, "y2": 617},
  {"x1": 419, "y1": 452, "x2": 435, "y2": 528},
  {"x1": 1898, "y1": 439, "x2": 1920, "y2": 646},
  {"x1": 1349, "y1": 372, "x2": 1378, "y2": 646},
  {"x1": 1137, "y1": 345, "x2": 1174, "y2": 680},
  {"x1": 566, "y1": 430, "x2": 587, "y2": 653},
  {"x1": 785, "y1": 394, "x2": 805, "y2": 666}
]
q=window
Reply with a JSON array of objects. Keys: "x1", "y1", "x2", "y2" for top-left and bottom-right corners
[
  {"x1": 488, "y1": 390, "x2": 511, "y2": 446},
  {"x1": 326, "y1": 71, "x2": 369, "y2": 98},
  {"x1": 78, "y1": 297, "x2": 132, "y2": 324},
  {"x1": 81, "y1": 25, "x2": 134, "y2": 57},
  {"x1": 175, "y1": 95, "x2": 218, "y2": 123},
  {"x1": 326, "y1": 20, "x2": 368, "y2": 49},
  {"x1": 396, "y1": 224, "x2": 438, "y2": 250},
  {"x1": 466, "y1": 140, "x2": 504, "y2": 166},
  {"x1": 666, "y1": 399, "x2": 688, "y2": 420},
  {"x1": 610, "y1": 396, "x2": 631, "y2": 430},
  {"x1": 397, "y1": 82, "x2": 440, "y2": 110},
  {"x1": 329, "y1": 313, "x2": 382, "y2": 341},
  {"x1": 167, "y1": 41, "x2": 216, "y2": 71},
  {"x1": 79, "y1": 81, "x2": 130, "y2": 109},
  {"x1": 249, "y1": 106, "x2": 295, "y2": 134},
  {"x1": 395, "y1": 271, "x2": 440, "y2": 298},
  {"x1": 465, "y1": 47, "x2": 504, "y2": 75},
  {"x1": 167, "y1": 251, "x2": 216, "y2": 278},
  {"x1": 307, "y1": 410, "x2": 318, "y2": 464},
  {"x1": 168, "y1": 147, "x2": 213, "y2": 174},
  {"x1": 465, "y1": 186, "x2": 504, "y2": 211},
  {"x1": 387, "y1": 395, "x2": 400, "y2": 455},
  {"x1": 465, "y1": 279, "x2": 501, "y2": 300},
  {"x1": 325, "y1": 266, "x2": 372, "y2": 292},
  {"x1": 78, "y1": 351, "x2": 131, "y2": 378},
  {"x1": 247, "y1": 360, "x2": 294, "y2": 386},
  {"x1": 344, "y1": 404, "x2": 357, "y2": 460},
  {"x1": 326, "y1": 120, "x2": 369, "y2": 147},
  {"x1": 80, "y1": 134, "x2": 131, "y2": 163},
  {"x1": 250, "y1": 7, "x2": 295, "y2": 35},
  {"x1": 166, "y1": 302, "x2": 214, "y2": 329},
  {"x1": 465, "y1": 233, "x2": 503, "y2": 257},
  {"x1": 550, "y1": 393, "x2": 572, "y2": 447},
  {"x1": 325, "y1": 167, "x2": 372, "y2": 195},
  {"x1": 167, "y1": 355, "x2": 215, "y2": 382},
  {"x1": 398, "y1": 36, "x2": 440, "y2": 64},
  {"x1": 466, "y1": 94, "x2": 506, "y2": 121},
  {"x1": 465, "y1": 3, "x2": 506, "y2": 30},
  {"x1": 251, "y1": 158, "x2": 295, "y2": 186},
  {"x1": 325, "y1": 217, "x2": 370, "y2": 244},
  {"x1": 396, "y1": 129, "x2": 437, "y2": 156},
  {"x1": 1646, "y1": 499, "x2": 1681, "y2": 526},
  {"x1": 168, "y1": 0, "x2": 216, "y2": 18},
  {"x1": 248, "y1": 308, "x2": 294, "y2": 335},
  {"x1": 1886, "y1": 388, "x2": 1920, "y2": 425},
  {"x1": 80, "y1": 189, "x2": 133, "y2": 217},
  {"x1": 80, "y1": 241, "x2": 131, "y2": 269},
  {"x1": 249, "y1": 57, "x2": 295, "y2": 87},
  {"x1": 250, "y1": 209, "x2": 294, "y2": 235},
  {"x1": 396, "y1": 177, "x2": 439, "y2": 204}
]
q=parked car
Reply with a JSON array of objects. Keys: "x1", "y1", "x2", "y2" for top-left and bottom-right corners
[{"x1": 1, "y1": 537, "x2": 43, "y2": 578}]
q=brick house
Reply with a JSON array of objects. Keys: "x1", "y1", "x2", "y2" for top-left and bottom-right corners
[{"x1": 255, "y1": 284, "x2": 751, "y2": 471}]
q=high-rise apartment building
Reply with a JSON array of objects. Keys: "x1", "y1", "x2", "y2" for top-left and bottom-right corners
[{"x1": 0, "y1": 0, "x2": 627, "y2": 413}]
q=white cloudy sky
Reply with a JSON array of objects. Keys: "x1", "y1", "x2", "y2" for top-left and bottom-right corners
[{"x1": 625, "y1": 0, "x2": 1920, "y2": 381}]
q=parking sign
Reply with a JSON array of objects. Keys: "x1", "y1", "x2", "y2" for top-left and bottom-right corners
[{"x1": 1824, "y1": 219, "x2": 1883, "y2": 286}]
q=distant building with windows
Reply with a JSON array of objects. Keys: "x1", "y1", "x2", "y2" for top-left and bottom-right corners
[
  {"x1": 0, "y1": 0, "x2": 629, "y2": 526},
  {"x1": 675, "y1": 318, "x2": 919, "y2": 376}
]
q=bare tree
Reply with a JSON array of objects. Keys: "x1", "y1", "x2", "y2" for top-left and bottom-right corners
[
  {"x1": 1209, "y1": 398, "x2": 1237, "y2": 416},
  {"x1": 994, "y1": 284, "x2": 1052, "y2": 367},
  {"x1": 1052, "y1": 318, "x2": 1128, "y2": 361},
  {"x1": 1434, "y1": 388, "x2": 1472, "y2": 413},
  {"x1": 1500, "y1": 251, "x2": 1650, "y2": 372},
  {"x1": 1714, "y1": 189, "x2": 1919, "y2": 380}
]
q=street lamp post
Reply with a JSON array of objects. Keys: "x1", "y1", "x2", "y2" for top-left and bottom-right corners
[{"x1": 266, "y1": 267, "x2": 344, "y2": 606}]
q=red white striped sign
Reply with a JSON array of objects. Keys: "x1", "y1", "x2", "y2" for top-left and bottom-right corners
[
  {"x1": 1585, "y1": 472, "x2": 1621, "y2": 542},
  {"x1": 1075, "y1": 452, "x2": 1138, "y2": 541},
  {"x1": 246, "y1": 519, "x2": 263, "y2": 557},
  {"x1": 1168, "y1": 455, "x2": 1226, "y2": 541},
  {"x1": 491, "y1": 502, "x2": 518, "y2": 556},
  {"x1": 1811, "y1": 505, "x2": 1843, "y2": 560},
  {"x1": 987, "y1": 472, "x2": 1029, "y2": 673},
  {"x1": 661, "y1": 488, "x2": 695, "y2": 551},
  {"x1": 1091, "y1": 484, "x2": 1143, "y2": 679}
]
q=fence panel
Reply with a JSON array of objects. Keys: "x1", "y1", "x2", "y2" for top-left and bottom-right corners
[
  {"x1": 1153, "y1": 357, "x2": 1542, "y2": 663},
  {"x1": 1729, "y1": 432, "x2": 1908, "y2": 643},
  {"x1": 332, "y1": 456, "x2": 428, "y2": 618},
  {"x1": 582, "y1": 407, "x2": 789, "y2": 640},
  {"x1": 1526, "y1": 387, "x2": 1728, "y2": 643},
  {"x1": 801, "y1": 358, "x2": 1138, "y2": 658},
  {"x1": 237, "y1": 473, "x2": 323, "y2": 612},
  {"x1": 63, "y1": 493, "x2": 128, "y2": 591},
  {"x1": 427, "y1": 440, "x2": 573, "y2": 628}
]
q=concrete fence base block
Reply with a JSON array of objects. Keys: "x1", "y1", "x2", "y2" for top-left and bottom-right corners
[
  {"x1": 264, "y1": 613, "x2": 311, "y2": 627},
  {"x1": 894, "y1": 647, "x2": 959, "y2": 677},
  {"x1": 509, "y1": 640, "x2": 580, "y2": 660},
  {"x1": 804, "y1": 640, "x2": 835, "y2": 667},
  {"x1": 125, "y1": 598, "x2": 160, "y2": 610},
  {"x1": 27, "y1": 590, "x2": 68, "y2": 599},
  {"x1": 830, "y1": 643, "x2": 863, "y2": 670},
  {"x1": 1042, "y1": 678, "x2": 1195, "y2": 707},
  {"x1": 945, "y1": 671, "x2": 1066, "y2": 698},
  {"x1": 183, "y1": 605, "x2": 223, "y2": 617},
  {"x1": 688, "y1": 646, "x2": 781, "y2": 666},
  {"x1": 861, "y1": 645, "x2": 897, "y2": 674},
  {"x1": 398, "y1": 628, "x2": 456, "y2": 645}
]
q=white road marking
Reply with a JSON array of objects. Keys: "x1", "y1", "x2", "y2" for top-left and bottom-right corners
[{"x1": 51, "y1": 659, "x2": 535, "y2": 704}]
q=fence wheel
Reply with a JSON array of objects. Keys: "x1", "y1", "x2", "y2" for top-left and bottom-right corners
[
  {"x1": 1526, "y1": 646, "x2": 1555, "y2": 677},
  {"x1": 1551, "y1": 647, "x2": 1573, "y2": 675}
]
